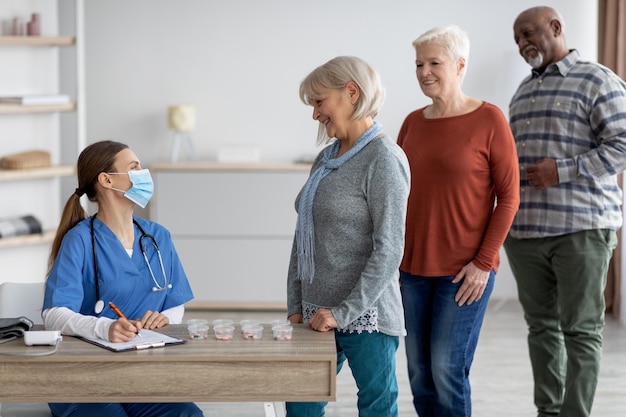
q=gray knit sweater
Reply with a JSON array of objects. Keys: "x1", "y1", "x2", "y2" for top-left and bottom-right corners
[{"x1": 287, "y1": 135, "x2": 410, "y2": 336}]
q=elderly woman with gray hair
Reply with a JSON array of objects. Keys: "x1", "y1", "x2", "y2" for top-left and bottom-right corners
[
  {"x1": 286, "y1": 55, "x2": 410, "y2": 417},
  {"x1": 398, "y1": 26, "x2": 520, "y2": 417}
]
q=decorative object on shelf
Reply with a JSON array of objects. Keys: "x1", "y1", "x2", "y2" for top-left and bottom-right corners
[
  {"x1": 26, "y1": 13, "x2": 40, "y2": 36},
  {"x1": 0, "y1": 214, "x2": 42, "y2": 238},
  {"x1": 11, "y1": 17, "x2": 24, "y2": 36},
  {"x1": 167, "y1": 104, "x2": 196, "y2": 164},
  {"x1": 9, "y1": 12, "x2": 40, "y2": 37},
  {"x1": 0, "y1": 150, "x2": 51, "y2": 170}
]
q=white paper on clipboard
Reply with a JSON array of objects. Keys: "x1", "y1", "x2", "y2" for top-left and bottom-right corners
[{"x1": 78, "y1": 329, "x2": 185, "y2": 352}]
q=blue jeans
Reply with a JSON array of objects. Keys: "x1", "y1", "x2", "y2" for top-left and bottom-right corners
[
  {"x1": 49, "y1": 402, "x2": 203, "y2": 417},
  {"x1": 286, "y1": 330, "x2": 399, "y2": 417},
  {"x1": 400, "y1": 270, "x2": 494, "y2": 417}
]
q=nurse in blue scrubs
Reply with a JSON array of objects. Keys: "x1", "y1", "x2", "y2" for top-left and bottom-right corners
[{"x1": 42, "y1": 140, "x2": 203, "y2": 417}]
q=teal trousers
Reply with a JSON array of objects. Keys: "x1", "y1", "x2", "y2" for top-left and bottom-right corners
[{"x1": 504, "y1": 229, "x2": 616, "y2": 417}]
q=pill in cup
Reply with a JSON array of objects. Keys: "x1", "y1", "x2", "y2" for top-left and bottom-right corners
[
  {"x1": 242, "y1": 324, "x2": 264, "y2": 340},
  {"x1": 188, "y1": 324, "x2": 209, "y2": 340},
  {"x1": 272, "y1": 324, "x2": 293, "y2": 341},
  {"x1": 186, "y1": 319, "x2": 209, "y2": 340},
  {"x1": 214, "y1": 325, "x2": 235, "y2": 340}
]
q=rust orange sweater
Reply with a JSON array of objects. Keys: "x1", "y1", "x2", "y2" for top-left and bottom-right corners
[{"x1": 398, "y1": 102, "x2": 519, "y2": 276}]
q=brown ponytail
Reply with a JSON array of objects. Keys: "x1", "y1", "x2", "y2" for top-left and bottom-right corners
[{"x1": 47, "y1": 140, "x2": 129, "y2": 273}]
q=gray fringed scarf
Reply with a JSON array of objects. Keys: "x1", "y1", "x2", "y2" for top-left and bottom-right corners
[{"x1": 295, "y1": 121, "x2": 383, "y2": 283}]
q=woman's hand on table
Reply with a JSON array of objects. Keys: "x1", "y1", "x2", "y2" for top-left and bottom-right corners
[{"x1": 309, "y1": 309, "x2": 338, "y2": 332}]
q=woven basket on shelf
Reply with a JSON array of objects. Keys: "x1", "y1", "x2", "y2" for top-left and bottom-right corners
[{"x1": 0, "y1": 150, "x2": 51, "y2": 170}]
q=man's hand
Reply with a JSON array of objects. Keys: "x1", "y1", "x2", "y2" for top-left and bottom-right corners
[{"x1": 526, "y1": 158, "x2": 558, "y2": 189}]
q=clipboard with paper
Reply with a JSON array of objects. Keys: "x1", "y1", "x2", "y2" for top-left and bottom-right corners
[{"x1": 78, "y1": 329, "x2": 186, "y2": 352}]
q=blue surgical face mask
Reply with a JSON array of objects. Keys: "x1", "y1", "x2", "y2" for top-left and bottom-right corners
[{"x1": 109, "y1": 169, "x2": 154, "y2": 208}]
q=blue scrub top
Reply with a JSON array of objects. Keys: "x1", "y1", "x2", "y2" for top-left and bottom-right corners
[{"x1": 43, "y1": 216, "x2": 194, "y2": 320}]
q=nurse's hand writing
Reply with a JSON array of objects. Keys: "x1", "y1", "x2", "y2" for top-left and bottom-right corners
[
  {"x1": 452, "y1": 261, "x2": 490, "y2": 306},
  {"x1": 139, "y1": 310, "x2": 169, "y2": 330},
  {"x1": 288, "y1": 313, "x2": 303, "y2": 324},
  {"x1": 309, "y1": 309, "x2": 338, "y2": 332},
  {"x1": 109, "y1": 318, "x2": 143, "y2": 342}
]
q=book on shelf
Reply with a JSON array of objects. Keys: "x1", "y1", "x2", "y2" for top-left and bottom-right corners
[{"x1": 0, "y1": 94, "x2": 71, "y2": 106}]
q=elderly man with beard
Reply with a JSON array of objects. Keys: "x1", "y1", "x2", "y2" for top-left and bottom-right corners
[{"x1": 504, "y1": 6, "x2": 626, "y2": 417}]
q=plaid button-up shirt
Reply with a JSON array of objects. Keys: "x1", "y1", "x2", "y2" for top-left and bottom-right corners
[{"x1": 509, "y1": 49, "x2": 626, "y2": 239}]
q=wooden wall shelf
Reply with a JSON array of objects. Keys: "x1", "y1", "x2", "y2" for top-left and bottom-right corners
[
  {"x1": 0, "y1": 229, "x2": 55, "y2": 249},
  {"x1": 0, "y1": 36, "x2": 75, "y2": 46},
  {"x1": 0, "y1": 102, "x2": 76, "y2": 114},
  {"x1": 0, "y1": 165, "x2": 75, "y2": 182}
]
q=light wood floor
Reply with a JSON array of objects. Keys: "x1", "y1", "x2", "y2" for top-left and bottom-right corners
[{"x1": 185, "y1": 298, "x2": 626, "y2": 416}]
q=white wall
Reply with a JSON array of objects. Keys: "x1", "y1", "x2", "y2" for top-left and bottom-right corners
[{"x1": 75, "y1": 0, "x2": 598, "y2": 299}]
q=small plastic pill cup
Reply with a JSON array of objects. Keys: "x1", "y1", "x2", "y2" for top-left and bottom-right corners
[
  {"x1": 272, "y1": 324, "x2": 293, "y2": 341},
  {"x1": 214, "y1": 325, "x2": 235, "y2": 340},
  {"x1": 187, "y1": 319, "x2": 209, "y2": 327},
  {"x1": 212, "y1": 319, "x2": 234, "y2": 328},
  {"x1": 239, "y1": 319, "x2": 261, "y2": 332},
  {"x1": 269, "y1": 319, "x2": 291, "y2": 327},
  {"x1": 188, "y1": 323, "x2": 209, "y2": 340},
  {"x1": 242, "y1": 324, "x2": 264, "y2": 340},
  {"x1": 186, "y1": 319, "x2": 209, "y2": 340}
]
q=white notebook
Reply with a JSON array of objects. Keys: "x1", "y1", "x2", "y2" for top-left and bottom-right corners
[{"x1": 78, "y1": 329, "x2": 185, "y2": 352}]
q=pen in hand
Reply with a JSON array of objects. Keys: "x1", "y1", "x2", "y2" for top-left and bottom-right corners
[{"x1": 109, "y1": 301, "x2": 142, "y2": 337}]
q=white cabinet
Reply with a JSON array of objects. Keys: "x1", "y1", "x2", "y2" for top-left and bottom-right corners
[
  {"x1": 0, "y1": 1, "x2": 84, "y2": 284},
  {"x1": 151, "y1": 162, "x2": 310, "y2": 309}
]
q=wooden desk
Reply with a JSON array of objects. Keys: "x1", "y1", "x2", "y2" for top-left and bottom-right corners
[{"x1": 0, "y1": 324, "x2": 336, "y2": 403}]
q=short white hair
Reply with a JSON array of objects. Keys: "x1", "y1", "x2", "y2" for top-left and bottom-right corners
[{"x1": 412, "y1": 25, "x2": 470, "y2": 82}]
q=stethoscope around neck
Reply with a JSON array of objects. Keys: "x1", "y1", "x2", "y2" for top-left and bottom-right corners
[{"x1": 91, "y1": 215, "x2": 172, "y2": 314}]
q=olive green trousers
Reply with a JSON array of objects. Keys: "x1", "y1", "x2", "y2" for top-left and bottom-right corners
[{"x1": 504, "y1": 229, "x2": 617, "y2": 417}]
